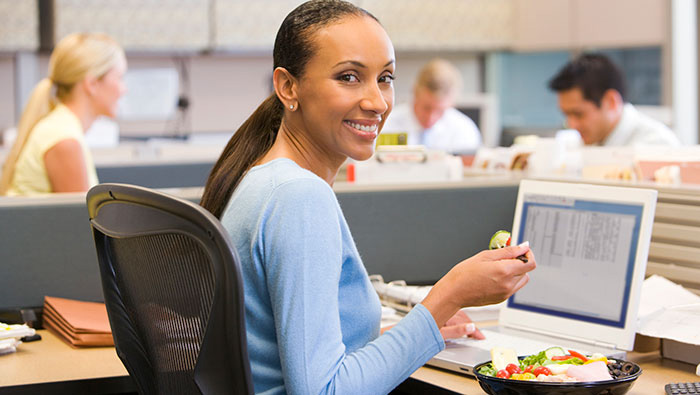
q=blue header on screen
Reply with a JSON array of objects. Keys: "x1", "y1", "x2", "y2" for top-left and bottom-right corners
[{"x1": 508, "y1": 199, "x2": 643, "y2": 328}]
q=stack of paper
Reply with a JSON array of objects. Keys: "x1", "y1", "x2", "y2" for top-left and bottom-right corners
[
  {"x1": 42, "y1": 296, "x2": 113, "y2": 347},
  {"x1": 637, "y1": 275, "x2": 700, "y2": 346}
]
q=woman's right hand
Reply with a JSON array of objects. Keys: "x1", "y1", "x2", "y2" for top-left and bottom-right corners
[{"x1": 421, "y1": 244, "x2": 536, "y2": 328}]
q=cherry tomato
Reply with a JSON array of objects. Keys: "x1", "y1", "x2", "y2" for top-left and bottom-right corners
[
  {"x1": 496, "y1": 369, "x2": 510, "y2": 378},
  {"x1": 523, "y1": 365, "x2": 534, "y2": 373},
  {"x1": 568, "y1": 349, "x2": 589, "y2": 362},
  {"x1": 505, "y1": 363, "x2": 522, "y2": 375},
  {"x1": 533, "y1": 366, "x2": 552, "y2": 376}
]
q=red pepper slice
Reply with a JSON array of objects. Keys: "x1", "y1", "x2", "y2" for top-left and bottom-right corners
[
  {"x1": 551, "y1": 355, "x2": 575, "y2": 361},
  {"x1": 568, "y1": 349, "x2": 589, "y2": 362}
]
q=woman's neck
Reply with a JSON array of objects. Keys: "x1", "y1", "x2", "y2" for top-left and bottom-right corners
[
  {"x1": 259, "y1": 121, "x2": 344, "y2": 185},
  {"x1": 61, "y1": 95, "x2": 98, "y2": 133}
]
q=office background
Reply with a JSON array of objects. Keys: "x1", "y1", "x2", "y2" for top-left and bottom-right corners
[{"x1": 0, "y1": 0, "x2": 696, "y2": 146}]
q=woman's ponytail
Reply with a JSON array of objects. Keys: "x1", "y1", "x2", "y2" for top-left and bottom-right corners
[
  {"x1": 0, "y1": 78, "x2": 55, "y2": 195},
  {"x1": 200, "y1": 93, "x2": 284, "y2": 218}
]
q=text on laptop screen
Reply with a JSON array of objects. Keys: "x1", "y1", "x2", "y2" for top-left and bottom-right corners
[{"x1": 510, "y1": 193, "x2": 643, "y2": 328}]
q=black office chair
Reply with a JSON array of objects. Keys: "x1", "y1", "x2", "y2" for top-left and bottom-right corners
[{"x1": 87, "y1": 184, "x2": 253, "y2": 395}]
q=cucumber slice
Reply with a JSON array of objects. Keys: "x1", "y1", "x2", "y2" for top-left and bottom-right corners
[
  {"x1": 489, "y1": 230, "x2": 511, "y2": 249},
  {"x1": 544, "y1": 346, "x2": 566, "y2": 359}
]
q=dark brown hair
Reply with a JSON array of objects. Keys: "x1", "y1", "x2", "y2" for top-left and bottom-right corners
[
  {"x1": 548, "y1": 53, "x2": 626, "y2": 107},
  {"x1": 200, "y1": 0, "x2": 377, "y2": 218}
]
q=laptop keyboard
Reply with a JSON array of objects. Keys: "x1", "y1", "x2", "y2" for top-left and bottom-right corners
[{"x1": 448, "y1": 329, "x2": 576, "y2": 356}]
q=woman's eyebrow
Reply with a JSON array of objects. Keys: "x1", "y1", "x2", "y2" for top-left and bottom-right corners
[{"x1": 333, "y1": 59, "x2": 395, "y2": 68}]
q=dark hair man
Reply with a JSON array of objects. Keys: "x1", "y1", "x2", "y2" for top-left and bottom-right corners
[{"x1": 549, "y1": 53, "x2": 679, "y2": 146}]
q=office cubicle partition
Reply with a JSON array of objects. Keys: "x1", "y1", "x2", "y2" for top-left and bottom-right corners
[
  {"x1": 337, "y1": 183, "x2": 518, "y2": 284},
  {"x1": 0, "y1": 181, "x2": 520, "y2": 317}
]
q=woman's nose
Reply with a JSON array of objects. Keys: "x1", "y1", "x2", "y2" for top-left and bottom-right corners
[{"x1": 361, "y1": 82, "x2": 389, "y2": 114}]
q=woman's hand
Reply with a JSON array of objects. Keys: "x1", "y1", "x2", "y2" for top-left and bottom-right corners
[
  {"x1": 422, "y1": 244, "x2": 536, "y2": 328},
  {"x1": 439, "y1": 310, "x2": 485, "y2": 340}
]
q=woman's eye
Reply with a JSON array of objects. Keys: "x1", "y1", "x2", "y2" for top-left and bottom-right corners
[
  {"x1": 339, "y1": 73, "x2": 359, "y2": 82},
  {"x1": 379, "y1": 74, "x2": 395, "y2": 84}
]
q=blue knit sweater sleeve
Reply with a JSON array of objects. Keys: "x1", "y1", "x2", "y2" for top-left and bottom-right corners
[{"x1": 259, "y1": 176, "x2": 444, "y2": 395}]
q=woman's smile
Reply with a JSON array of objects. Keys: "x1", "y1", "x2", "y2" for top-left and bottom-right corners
[{"x1": 344, "y1": 118, "x2": 381, "y2": 140}]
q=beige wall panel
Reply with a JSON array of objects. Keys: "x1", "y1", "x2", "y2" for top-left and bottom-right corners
[
  {"x1": 361, "y1": 0, "x2": 513, "y2": 51},
  {"x1": 0, "y1": 57, "x2": 15, "y2": 131},
  {"x1": 0, "y1": 0, "x2": 39, "y2": 51},
  {"x1": 512, "y1": 0, "x2": 572, "y2": 51},
  {"x1": 54, "y1": 0, "x2": 209, "y2": 50},
  {"x1": 572, "y1": 0, "x2": 668, "y2": 48},
  {"x1": 214, "y1": 0, "x2": 305, "y2": 50}
]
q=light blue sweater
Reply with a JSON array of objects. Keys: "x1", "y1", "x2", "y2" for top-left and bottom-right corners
[{"x1": 220, "y1": 158, "x2": 444, "y2": 395}]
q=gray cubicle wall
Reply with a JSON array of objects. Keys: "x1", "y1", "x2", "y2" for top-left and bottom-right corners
[
  {"x1": 0, "y1": 198, "x2": 102, "y2": 310},
  {"x1": 337, "y1": 183, "x2": 518, "y2": 284},
  {"x1": 96, "y1": 161, "x2": 215, "y2": 189},
  {"x1": 0, "y1": 182, "x2": 519, "y2": 311}
]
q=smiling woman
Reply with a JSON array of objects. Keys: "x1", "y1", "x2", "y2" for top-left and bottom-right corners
[{"x1": 200, "y1": 1, "x2": 536, "y2": 394}]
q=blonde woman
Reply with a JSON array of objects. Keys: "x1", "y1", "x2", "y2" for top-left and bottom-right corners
[{"x1": 0, "y1": 33, "x2": 126, "y2": 196}]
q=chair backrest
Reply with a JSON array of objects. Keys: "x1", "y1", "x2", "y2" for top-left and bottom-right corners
[{"x1": 87, "y1": 184, "x2": 253, "y2": 395}]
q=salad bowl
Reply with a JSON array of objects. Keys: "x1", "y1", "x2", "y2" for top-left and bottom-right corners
[{"x1": 474, "y1": 358, "x2": 642, "y2": 395}]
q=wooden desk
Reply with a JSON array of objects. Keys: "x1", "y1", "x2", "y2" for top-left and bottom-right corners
[
  {"x1": 0, "y1": 330, "x2": 135, "y2": 394},
  {"x1": 1, "y1": 330, "x2": 697, "y2": 394}
]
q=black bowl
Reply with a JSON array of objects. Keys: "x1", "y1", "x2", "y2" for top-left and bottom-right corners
[{"x1": 474, "y1": 359, "x2": 642, "y2": 395}]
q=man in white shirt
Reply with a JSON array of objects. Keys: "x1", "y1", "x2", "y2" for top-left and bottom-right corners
[
  {"x1": 549, "y1": 53, "x2": 680, "y2": 147},
  {"x1": 382, "y1": 58, "x2": 481, "y2": 153}
]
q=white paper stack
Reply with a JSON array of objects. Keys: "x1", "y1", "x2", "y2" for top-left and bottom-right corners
[{"x1": 637, "y1": 275, "x2": 700, "y2": 346}]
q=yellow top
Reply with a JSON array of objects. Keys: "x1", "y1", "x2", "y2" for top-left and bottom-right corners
[{"x1": 7, "y1": 104, "x2": 98, "y2": 196}]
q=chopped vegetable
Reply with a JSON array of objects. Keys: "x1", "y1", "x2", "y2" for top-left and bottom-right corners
[
  {"x1": 584, "y1": 356, "x2": 608, "y2": 365},
  {"x1": 489, "y1": 230, "x2": 511, "y2": 249},
  {"x1": 568, "y1": 349, "x2": 589, "y2": 362},
  {"x1": 532, "y1": 366, "x2": 552, "y2": 376},
  {"x1": 479, "y1": 346, "x2": 625, "y2": 382},
  {"x1": 505, "y1": 363, "x2": 522, "y2": 376},
  {"x1": 544, "y1": 346, "x2": 566, "y2": 359}
]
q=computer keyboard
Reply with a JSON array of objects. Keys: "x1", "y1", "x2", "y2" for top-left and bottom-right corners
[
  {"x1": 665, "y1": 382, "x2": 700, "y2": 395},
  {"x1": 448, "y1": 329, "x2": 576, "y2": 356}
]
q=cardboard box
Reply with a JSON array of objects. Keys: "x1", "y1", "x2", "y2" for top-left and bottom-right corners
[
  {"x1": 661, "y1": 339, "x2": 700, "y2": 365},
  {"x1": 633, "y1": 333, "x2": 660, "y2": 353}
]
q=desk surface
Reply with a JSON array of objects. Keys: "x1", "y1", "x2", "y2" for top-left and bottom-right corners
[
  {"x1": 0, "y1": 330, "x2": 132, "y2": 393},
  {"x1": 2, "y1": 330, "x2": 698, "y2": 394}
]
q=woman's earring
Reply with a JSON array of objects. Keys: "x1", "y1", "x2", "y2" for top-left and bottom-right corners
[{"x1": 289, "y1": 104, "x2": 295, "y2": 110}]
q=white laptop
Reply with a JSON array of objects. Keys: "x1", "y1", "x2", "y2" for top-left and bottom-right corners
[{"x1": 427, "y1": 179, "x2": 657, "y2": 376}]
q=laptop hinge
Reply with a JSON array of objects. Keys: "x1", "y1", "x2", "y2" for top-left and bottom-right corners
[{"x1": 502, "y1": 323, "x2": 619, "y2": 351}]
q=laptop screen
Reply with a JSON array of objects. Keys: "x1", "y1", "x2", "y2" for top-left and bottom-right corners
[{"x1": 509, "y1": 193, "x2": 644, "y2": 328}]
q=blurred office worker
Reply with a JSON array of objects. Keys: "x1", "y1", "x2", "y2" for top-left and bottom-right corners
[
  {"x1": 549, "y1": 53, "x2": 680, "y2": 147},
  {"x1": 382, "y1": 58, "x2": 481, "y2": 153},
  {"x1": 0, "y1": 33, "x2": 127, "y2": 196}
]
